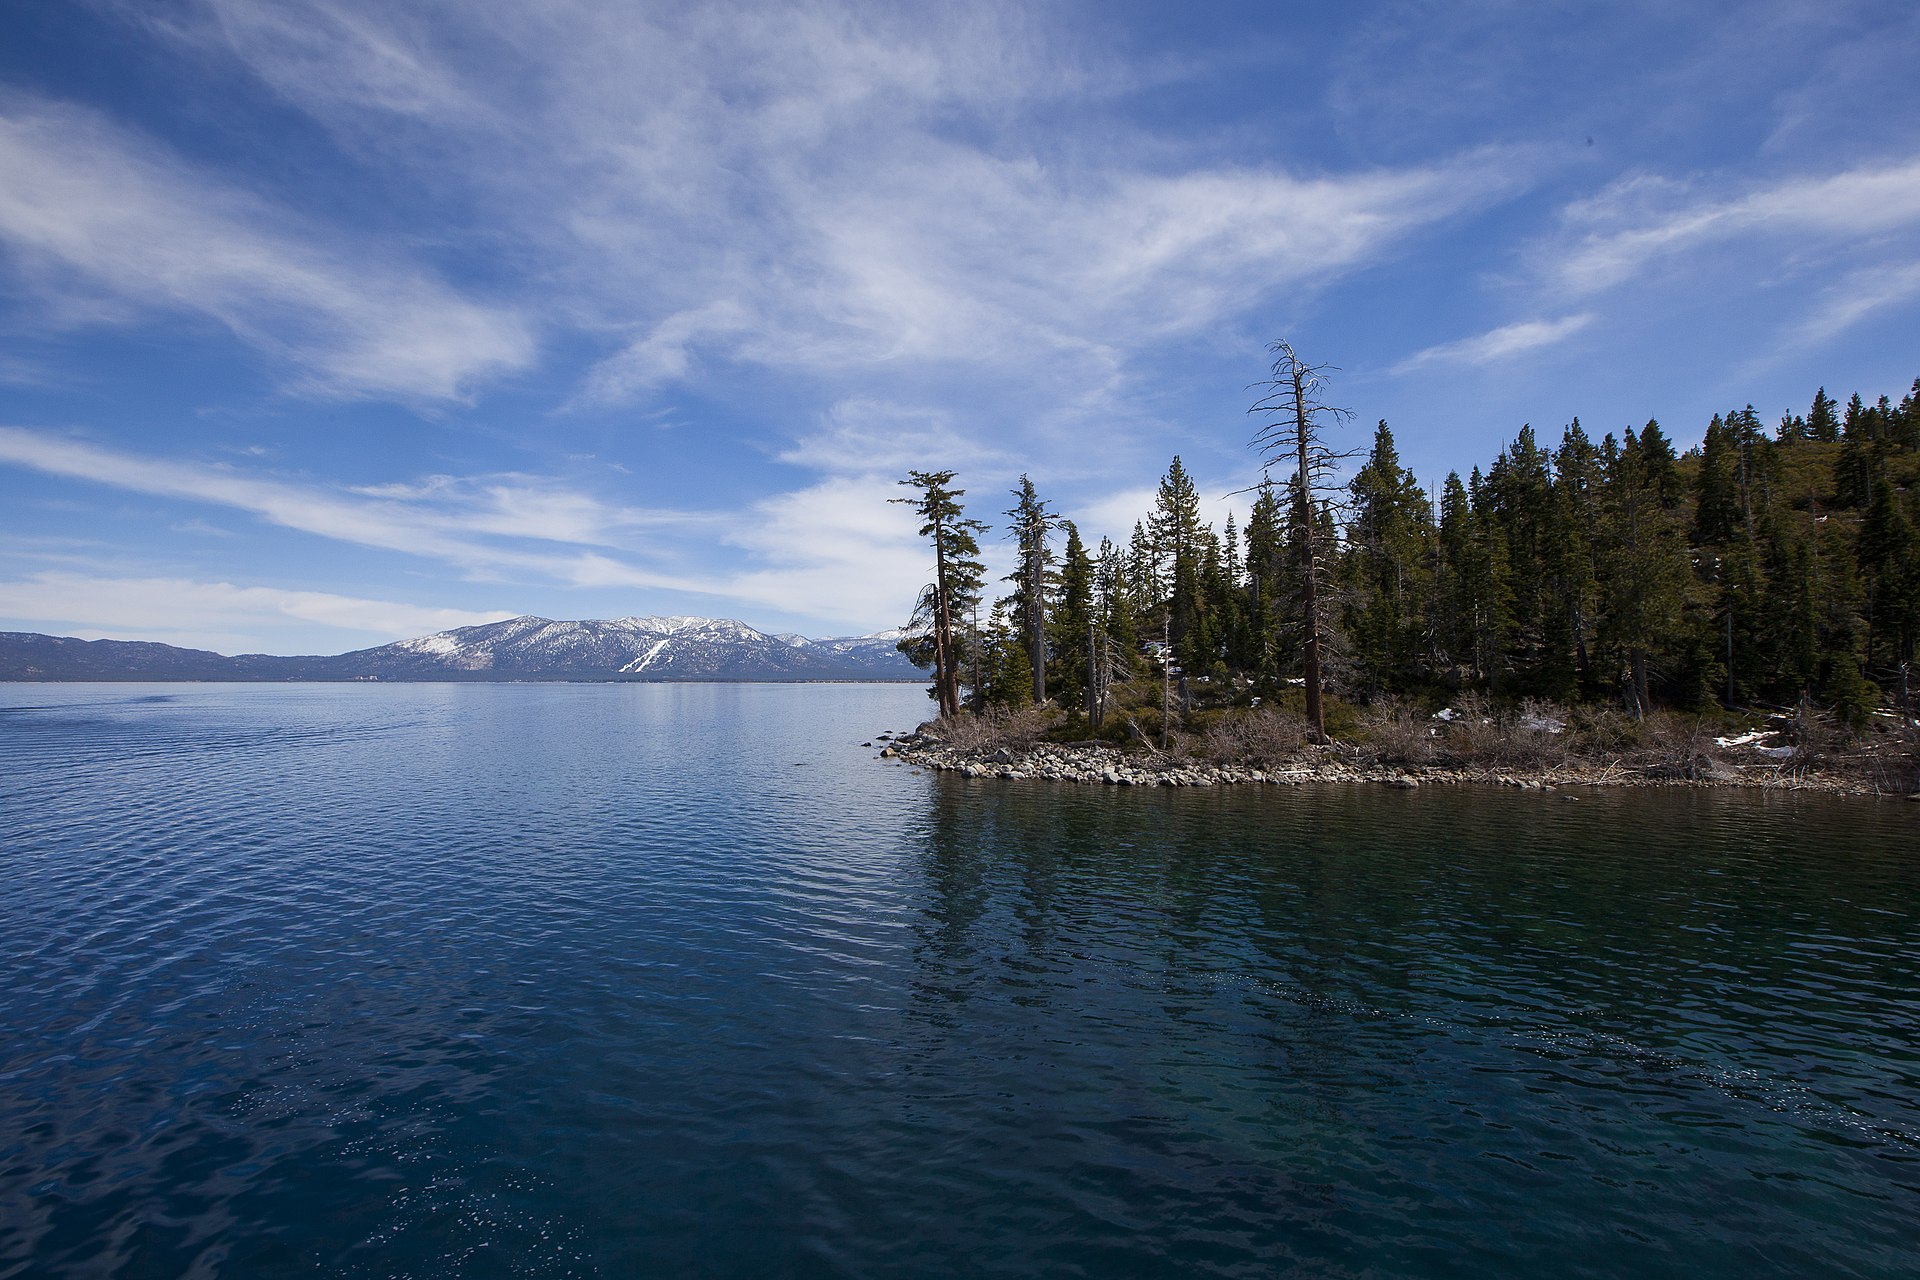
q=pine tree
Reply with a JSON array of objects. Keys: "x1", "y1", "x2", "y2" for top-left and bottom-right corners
[
  {"x1": 1694, "y1": 414, "x2": 1740, "y2": 544},
  {"x1": 1152, "y1": 457, "x2": 1205, "y2": 658},
  {"x1": 1050, "y1": 521, "x2": 1096, "y2": 714},
  {"x1": 1808, "y1": 387, "x2": 1840, "y2": 442},
  {"x1": 1344, "y1": 419, "x2": 1429, "y2": 695},
  {"x1": 1545, "y1": 421, "x2": 1601, "y2": 699},
  {"x1": 1594, "y1": 431, "x2": 1688, "y2": 717},
  {"x1": 892, "y1": 470, "x2": 987, "y2": 719},
  {"x1": 1125, "y1": 521, "x2": 1156, "y2": 621},
  {"x1": 1859, "y1": 477, "x2": 1918, "y2": 687},
  {"x1": 1482, "y1": 425, "x2": 1557, "y2": 692},
  {"x1": 1003, "y1": 475, "x2": 1056, "y2": 703},
  {"x1": 1095, "y1": 535, "x2": 1139, "y2": 686},
  {"x1": 1241, "y1": 483, "x2": 1288, "y2": 685},
  {"x1": 1638, "y1": 419, "x2": 1683, "y2": 508}
]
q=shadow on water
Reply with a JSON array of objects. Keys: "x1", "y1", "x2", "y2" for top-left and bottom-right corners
[{"x1": 893, "y1": 776, "x2": 1920, "y2": 1277}]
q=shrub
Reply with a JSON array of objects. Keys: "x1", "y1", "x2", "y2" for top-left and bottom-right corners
[
  {"x1": 1355, "y1": 699, "x2": 1436, "y2": 765},
  {"x1": 1189, "y1": 707, "x2": 1313, "y2": 765},
  {"x1": 924, "y1": 704, "x2": 1061, "y2": 751}
]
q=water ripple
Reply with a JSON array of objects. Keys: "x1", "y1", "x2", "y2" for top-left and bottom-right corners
[{"x1": 2, "y1": 684, "x2": 1916, "y2": 1278}]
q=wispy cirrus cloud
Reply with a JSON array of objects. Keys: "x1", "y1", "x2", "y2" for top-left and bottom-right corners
[
  {"x1": 1549, "y1": 157, "x2": 1920, "y2": 295},
  {"x1": 0, "y1": 98, "x2": 534, "y2": 401},
  {"x1": 146, "y1": 0, "x2": 1527, "y2": 423},
  {"x1": 1393, "y1": 314, "x2": 1594, "y2": 374},
  {"x1": 1795, "y1": 260, "x2": 1920, "y2": 343},
  {"x1": 0, "y1": 426, "x2": 706, "y2": 590},
  {"x1": 0, "y1": 424, "x2": 938, "y2": 629},
  {"x1": 0, "y1": 571, "x2": 516, "y2": 650}
]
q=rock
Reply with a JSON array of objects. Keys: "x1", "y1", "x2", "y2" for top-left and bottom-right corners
[
  {"x1": 1386, "y1": 776, "x2": 1419, "y2": 789},
  {"x1": 879, "y1": 746, "x2": 896, "y2": 758}
]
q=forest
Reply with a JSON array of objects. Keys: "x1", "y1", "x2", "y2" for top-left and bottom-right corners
[{"x1": 894, "y1": 348, "x2": 1920, "y2": 751}]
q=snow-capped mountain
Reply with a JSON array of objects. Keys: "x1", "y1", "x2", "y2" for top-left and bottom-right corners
[
  {"x1": 348, "y1": 614, "x2": 916, "y2": 680},
  {"x1": 0, "y1": 617, "x2": 923, "y2": 682}
]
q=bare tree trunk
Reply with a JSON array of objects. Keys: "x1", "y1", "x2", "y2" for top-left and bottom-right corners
[
  {"x1": 1086, "y1": 615, "x2": 1099, "y2": 727},
  {"x1": 931, "y1": 520, "x2": 958, "y2": 719},
  {"x1": 1293, "y1": 367, "x2": 1325, "y2": 741}
]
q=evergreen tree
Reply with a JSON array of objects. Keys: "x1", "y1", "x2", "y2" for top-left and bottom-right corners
[
  {"x1": 1050, "y1": 521, "x2": 1096, "y2": 714},
  {"x1": 1694, "y1": 414, "x2": 1740, "y2": 544},
  {"x1": 1151, "y1": 457, "x2": 1205, "y2": 656},
  {"x1": 1594, "y1": 432, "x2": 1688, "y2": 717},
  {"x1": 1638, "y1": 419, "x2": 1683, "y2": 508},
  {"x1": 1859, "y1": 477, "x2": 1918, "y2": 686},
  {"x1": 1482, "y1": 425, "x2": 1557, "y2": 692},
  {"x1": 1241, "y1": 483, "x2": 1288, "y2": 685},
  {"x1": 1545, "y1": 421, "x2": 1601, "y2": 699},
  {"x1": 1125, "y1": 522, "x2": 1157, "y2": 620},
  {"x1": 1808, "y1": 387, "x2": 1840, "y2": 442},
  {"x1": 892, "y1": 470, "x2": 987, "y2": 719},
  {"x1": 1095, "y1": 535, "x2": 1139, "y2": 685},
  {"x1": 1003, "y1": 475, "x2": 1056, "y2": 703},
  {"x1": 1344, "y1": 420, "x2": 1429, "y2": 695}
]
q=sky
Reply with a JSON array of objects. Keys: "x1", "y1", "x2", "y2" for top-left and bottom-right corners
[{"x1": 3, "y1": 0, "x2": 1919, "y2": 655}]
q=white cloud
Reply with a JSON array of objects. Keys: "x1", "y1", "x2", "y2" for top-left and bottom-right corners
[
  {"x1": 719, "y1": 473, "x2": 936, "y2": 627},
  {"x1": 1073, "y1": 480, "x2": 1252, "y2": 551},
  {"x1": 1393, "y1": 314, "x2": 1594, "y2": 374},
  {"x1": 0, "y1": 98, "x2": 534, "y2": 401},
  {"x1": 1796, "y1": 260, "x2": 1920, "y2": 343},
  {"x1": 1551, "y1": 158, "x2": 1920, "y2": 294},
  {"x1": 146, "y1": 0, "x2": 1525, "y2": 416},
  {"x1": 0, "y1": 426, "x2": 707, "y2": 590},
  {"x1": 576, "y1": 301, "x2": 754, "y2": 403},
  {"x1": 0, "y1": 572, "x2": 516, "y2": 651},
  {"x1": 777, "y1": 398, "x2": 1007, "y2": 476}
]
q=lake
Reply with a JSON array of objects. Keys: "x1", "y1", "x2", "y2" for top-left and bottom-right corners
[{"x1": 1, "y1": 683, "x2": 1915, "y2": 1278}]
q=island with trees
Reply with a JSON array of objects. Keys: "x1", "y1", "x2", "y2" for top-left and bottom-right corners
[{"x1": 882, "y1": 345, "x2": 1920, "y2": 797}]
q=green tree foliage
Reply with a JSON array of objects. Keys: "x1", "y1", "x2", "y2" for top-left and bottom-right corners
[
  {"x1": 892, "y1": 470, "x2": 986, "y2": 719},
  {"x1": 1003, "y1": 475, "x2": 1056, "y2": 704},
  {"x1": 1808, "y1": 386, "x2": 1839, "y2": 442},
  {"x1": 892, "y1": 369, "x2": 1918, "y2": 734},
  {"x1": 1050, "y1": 521, "x2": 1096, "y2": 712},
  {"x1": 1343, "y1": 420, "x2": 1430, "y2": 696}
]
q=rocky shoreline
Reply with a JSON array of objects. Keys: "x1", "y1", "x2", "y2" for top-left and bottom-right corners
[{"x1": 873, "y1": 733, "x2": 1913, "y2": 797}]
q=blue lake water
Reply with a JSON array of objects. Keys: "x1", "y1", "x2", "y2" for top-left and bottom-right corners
[{"x1": 1, "y1": 682, "x2": 1916, "y2": 1278}]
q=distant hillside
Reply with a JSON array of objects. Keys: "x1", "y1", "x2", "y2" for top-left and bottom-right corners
[{"x1": 0, "y1": 617, "x2": 923, "y2": 682}]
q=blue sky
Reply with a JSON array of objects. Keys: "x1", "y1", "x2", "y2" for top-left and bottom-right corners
[{"x1": 3, "y1": 0, "x2": 1918, "y2": 654}]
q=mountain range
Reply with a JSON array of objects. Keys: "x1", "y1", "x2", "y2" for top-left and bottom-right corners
[{"x1": 0, "y1": 615, "x2": 923, "y2": 682}]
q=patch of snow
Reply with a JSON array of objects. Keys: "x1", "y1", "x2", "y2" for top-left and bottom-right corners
[
  {"x1": 621, "y1": 638, "x2": 673, "y2": 672},
  {"x1": 1715, "y1": 729, "x2": 1797, "y2": 760},
  {"x1": 399, "y1": 633, "x2": 464, "y2": 657},
  {"x1": 1433, "y1": 707, "x2": 1457, "y2": 722},
  {"x1": 1518, "y1": 713, "x2": 1566, "y2": 734}
]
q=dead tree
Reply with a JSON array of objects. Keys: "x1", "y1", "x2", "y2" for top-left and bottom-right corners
[{"x1": 1247, "y1": 341, "x2": 1355, "y2": 741}]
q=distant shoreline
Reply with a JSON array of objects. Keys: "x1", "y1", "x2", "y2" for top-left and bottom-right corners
[{"x1": 0, "y1": 676, "x2": 923, "y2": 685}]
